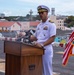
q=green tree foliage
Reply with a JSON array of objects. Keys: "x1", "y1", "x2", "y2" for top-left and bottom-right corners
[
  {"x1": 25, "y1": 14, "x2": 30, "y2": 19},
  {"x1": 65, "y1": 16, "x2": 74, "y2": 27},
  {"x1": 1, "y1": 14, "x2": 41, "y2": 21},
  {"x1": 33, "y1": 15, "x2": 40, "y2": 21},
  {"x1": 25, "y1": 14, "x2": 41, "y2": 21},
  {"x1": 4, "y1": 16, "x2": 19, "y2": 21}
]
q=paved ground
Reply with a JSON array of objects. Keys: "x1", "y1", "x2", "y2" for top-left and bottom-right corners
[
  {"x1": 53, "y1": 46, "x2": 74, "y2": 75},
  {"x1": 0, "y1": 40, "x2": 5, "y2": 75},
  {"x1": 0, "y1": 40, "x2": 74, "y2": 75}
]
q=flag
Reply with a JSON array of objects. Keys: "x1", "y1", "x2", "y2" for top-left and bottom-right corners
[
  {"x1": 62, "y1": 31, "x2": 74, "y2": 66},
  {"x1": 62, "y1": 43, "x2": 73, "y2": 66},
  {"x1": 69, "y1": 31, "x2": 74, "y2": 40}
]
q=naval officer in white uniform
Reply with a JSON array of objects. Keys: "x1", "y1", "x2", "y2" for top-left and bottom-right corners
[{"x1": 30, "y1": 5, "x2": 56, "y2": 75}]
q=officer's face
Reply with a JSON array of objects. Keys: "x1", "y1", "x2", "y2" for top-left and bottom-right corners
[{"x1": 38, "y1": 11, "x2": 48, "y2": 21}]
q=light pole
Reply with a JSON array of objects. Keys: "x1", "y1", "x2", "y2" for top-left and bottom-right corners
[{"x1": 29, "y1": 9, "x2": 33, "y2": 21}]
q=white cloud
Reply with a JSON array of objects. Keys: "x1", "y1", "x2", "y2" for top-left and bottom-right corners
[
  {"x1": 1, "y1": 0, "x2": 74, "y2": 16},
  {"x1": 56, "y1": 1, "x2": 74, "y2": 15},
  {"x1": 3, "y1": 11, "x2": 12, "y2": 16},
  {"x1": 18, "y1": 0, "x2": 58, "y2": 6},
  {"x1": 17, "y1": 0, "x2": 74, "y2": 16},
  {"x1": 18, "y1": 0, "x2": 74, "y2": 10}
]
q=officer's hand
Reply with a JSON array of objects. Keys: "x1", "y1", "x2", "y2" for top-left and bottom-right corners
[
  {"x1": 30, "y1": 35, "x2": 37, "y2": 41},
  {"x1": 35, "y1": 43, "x2": 43, "y2": 48}
]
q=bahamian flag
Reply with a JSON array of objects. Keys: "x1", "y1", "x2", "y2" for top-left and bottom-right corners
[{"x1": 62, "y1": 31, "x2": 74, "y2": 66}]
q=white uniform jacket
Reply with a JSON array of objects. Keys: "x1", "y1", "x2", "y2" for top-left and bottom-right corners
[{"x1": 34, "y1": 20, "x2": 56, "y2": 57}]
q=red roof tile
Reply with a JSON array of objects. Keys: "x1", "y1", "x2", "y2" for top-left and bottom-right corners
[
  {"x1": 30, "y1": 21, "x2": 40, "y2": 26},
  {"x1": 0, "y1": 22, "x2": 16, "y2": 27},
  {"x1": 16, "y1": 22, "x2": 21, "y2": 26}
]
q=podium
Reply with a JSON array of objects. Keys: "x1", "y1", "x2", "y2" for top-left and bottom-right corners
[{"x1": 4, "y1": 41, "x2": 44, "y2": 75}]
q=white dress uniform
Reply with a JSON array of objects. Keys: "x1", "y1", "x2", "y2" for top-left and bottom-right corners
[{"x1": 34, "y1": 19, "x2": 56, "y2": 75}]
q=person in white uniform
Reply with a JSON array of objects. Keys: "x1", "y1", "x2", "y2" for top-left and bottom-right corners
[{"x1": 30, "y1": 5, "x2": 56, "y2": 75}]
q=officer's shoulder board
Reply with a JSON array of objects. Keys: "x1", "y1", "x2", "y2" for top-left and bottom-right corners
[{"x1": 49, "y1": 20, "x2": 54, "y2": 23}]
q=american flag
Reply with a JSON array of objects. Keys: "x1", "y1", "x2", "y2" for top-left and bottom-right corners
[{"x1": 62, "y1": 31, "x2": 74, "y2": 66}]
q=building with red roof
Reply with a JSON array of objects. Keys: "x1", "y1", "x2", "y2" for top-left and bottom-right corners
[
  {"x1": 0, "y1": 22, "x2": 21, "y2": 31},
  {"x1": 30, "y1": 21, "x2": 40, "y2": 30}
]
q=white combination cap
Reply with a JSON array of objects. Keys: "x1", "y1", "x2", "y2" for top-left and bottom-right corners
[{"x1": 37, "y1": 5, "x2": 50, "y2": 13}]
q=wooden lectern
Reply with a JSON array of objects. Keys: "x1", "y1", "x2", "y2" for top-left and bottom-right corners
[{"x1": 4, "y1": 41, "x2": 44, "y2": 75}]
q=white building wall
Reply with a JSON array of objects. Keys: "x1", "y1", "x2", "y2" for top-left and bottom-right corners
[
  {"x1": 50, "y1": 15, "x2": 65, "y2": 30},
  {"x1": 11, "y1": 23, "x2": 20, "y2": 31},
  {"x1": 19, "y1": 22, "x2": 30, "y2": 31},
  {"x1": 50, "y1": 15, "x2": 57, "y2": 26},
  {"x1": 0, "y1": 27, "x2": 2, "y2": 30},
  {"x1": 57, "y1": 19, "x2": 65, "y2": 30}
]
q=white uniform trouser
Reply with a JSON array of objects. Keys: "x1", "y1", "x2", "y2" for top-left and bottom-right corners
[{"x1": 42, "y1": 54, "x2": 53, "y2": 75}]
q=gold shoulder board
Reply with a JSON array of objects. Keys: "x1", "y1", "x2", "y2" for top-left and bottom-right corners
[{"x1": 49, "y1": 20, "x2": 54, "y2": 23}]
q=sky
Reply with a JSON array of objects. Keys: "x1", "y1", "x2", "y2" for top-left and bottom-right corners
[{"x1": 0, "y1": 0, "x2": 74, "y2": 16}]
